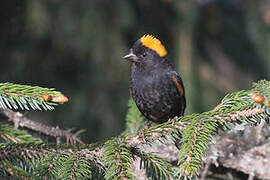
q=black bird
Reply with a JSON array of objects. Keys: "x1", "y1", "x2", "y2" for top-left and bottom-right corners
[{"x1": 124, "y1": 34, "x2": 186, "y2": 123}]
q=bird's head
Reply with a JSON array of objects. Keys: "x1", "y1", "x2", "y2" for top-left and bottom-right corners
[{"x1": 123, "y1": 35, "x2": 167, "y2": 64}]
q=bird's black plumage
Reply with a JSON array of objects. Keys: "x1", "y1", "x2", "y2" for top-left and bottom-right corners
[{"x1": 124, "y1": 35, "x2": 186, "y2": 123}]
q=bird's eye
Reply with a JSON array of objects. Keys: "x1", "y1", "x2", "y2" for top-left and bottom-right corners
[{"x1": 142, "y1": 52, "x2": 147, "y2": 57}]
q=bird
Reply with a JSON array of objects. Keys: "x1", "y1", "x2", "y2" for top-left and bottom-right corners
[{"x1": 123, "y1": 34, "x2": 186, "y2": 123}]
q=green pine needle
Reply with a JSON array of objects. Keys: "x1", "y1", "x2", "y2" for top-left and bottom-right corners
[
  {"x1": 133, "y1": 148, "x2": 173, "y2": 180},
  {"x1": 125, "y1": 98, "x2": 146, "y2": 133},
  {"x1": 0, "y1": 82, "x2": 68, "y2": 111},
  {"x1": 0, "y1": 123, "x2": 41, "y2": 143},
  {"x1": 0, "y1": 160, "x2": 33, "y2": 179},
  {"x1": 103, "y1": 136, "x2": 135, "y2": 180},
  {"x1": 177, "y1": 116, "x2": 218, "y2": 178}
]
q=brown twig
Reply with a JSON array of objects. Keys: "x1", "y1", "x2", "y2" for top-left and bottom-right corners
[
  {"x1": 200, "y1": 159, "x2": 212, "y2": 180},
  {"x1": 126, "y1": 120, "x2": 186, "y2": 147},
  {"x1": 0, "y1": 109, "x2": 84, "y2": 145}
]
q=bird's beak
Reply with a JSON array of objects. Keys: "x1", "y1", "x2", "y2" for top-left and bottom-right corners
[{"x1": 123, "y1": 50, "x2": 138, "y2": 62}]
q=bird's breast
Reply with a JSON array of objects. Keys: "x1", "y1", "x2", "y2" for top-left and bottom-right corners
[{"x1": 131, "y1": 67, "x2": 172, "y2": 105}]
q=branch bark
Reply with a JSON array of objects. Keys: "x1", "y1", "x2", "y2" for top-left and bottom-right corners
[{"x1": 0, "y1": 109, "x2": 84, "y2": 145}]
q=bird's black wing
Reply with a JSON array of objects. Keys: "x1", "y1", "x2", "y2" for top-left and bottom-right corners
[{"x1": 167, "y1": 70, "x2": 186, "y2": 116}]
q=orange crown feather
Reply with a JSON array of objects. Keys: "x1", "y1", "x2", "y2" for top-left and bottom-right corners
[{"x1": 140, "y1": 35, "x2": 167, "y2": 57}]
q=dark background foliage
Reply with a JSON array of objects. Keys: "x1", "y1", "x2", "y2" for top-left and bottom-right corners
[{"x1": 0, "y1": 0, "x2": 269, "y2": 143}]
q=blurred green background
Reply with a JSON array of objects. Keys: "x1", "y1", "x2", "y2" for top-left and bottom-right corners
[{"x1": 0, "y1": 0, "x2": 269, "y2": 143}]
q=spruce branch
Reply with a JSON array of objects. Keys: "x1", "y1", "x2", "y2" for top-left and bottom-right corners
[
  {"x1": 103, "y1": 137, "x2": 135, "y2": 180},
  {"x1": 132, "y1": 147, "x2": 173, "y2": 180},
  {"x1": 177, "y1": 116, "x2": 218, "y2": 178},
  {"x1": 0, "y1": 80, "x2": 269, "y2": 179},
  {"x1": 126, "y1": 80, "x2": 270, "y2": 178},
  {"x1": 0, "y1": 143, "x2": 106, "y2": 179},
  {"x1": 0, "y1": 122, "x2": 41, "y2": 143},
  {"x1": 0, "y1": 160, "x2": 32, "y2": 179},
  {"x1": 43, "y1": 152, "x2": 95, "y2": 180},
  {"x1": 33, "y1": 152, "x2": 63, "y2": 179},
  {"x1": 125, "y1": 99, "x2": 146, "y2": 133},
  {"x1": 0, "y1": 142, "x2": 101, "y2": 162},
  {"x1": 0, "y1": 82, "x2": 68, "y2": 111},
  {"x1": 1, "y1": 109, "x2": 84, "y2": 144}
]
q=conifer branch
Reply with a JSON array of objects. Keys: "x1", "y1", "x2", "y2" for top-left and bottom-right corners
[
  {"x1": 126, "y1": 80, "x2": 270, "y2": 178},
  {"x1": 45, "y1": 152, "x2": 95, "y2": 179},
  {"x1": 1, "y1": 109, "x2": 84, "y2": 144},
  {"x1": 132, "y1": 147, "x2": 173, "y2": 180},
  {"x1": 1, "y1": 160, "x2": 32, "y2": 179},
  {"x1": 0, "y1": 122, "x2": 41, "y2": 143},
  {"x1": 0, "y1": 83, "x2": 68, "y2": 111},
  {"x1": 0, "y1": 143, "x2": 106, "y2": 179},
  {"x1": 125, "y1": 99, "x2": 146, "y2": 133},
  {"x1": 0, "y1": 80, "x2": 269, "y2": 179},
  {"x1": 177, "y1": 116, "x2": 217, "y2": 178},
  {"x1": 103, "y1": 137, "x2": 135, "y2": 180}
]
